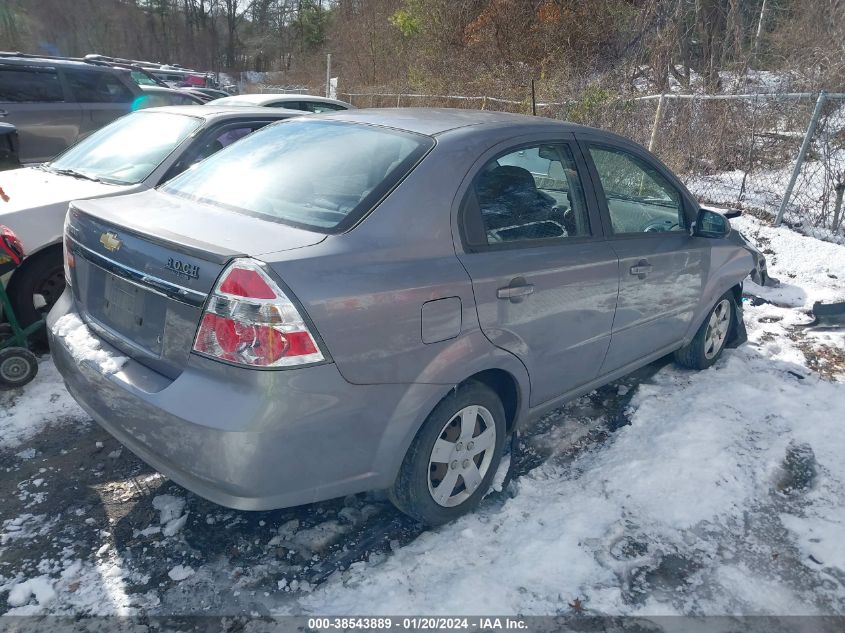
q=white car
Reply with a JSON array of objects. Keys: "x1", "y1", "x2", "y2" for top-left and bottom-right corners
[
  {"x1": 207, "y1": 93, "x2": 354, "y2": 113},
  {"x1": 0, "y1": 104, "x2": 302, "y2": 331}
]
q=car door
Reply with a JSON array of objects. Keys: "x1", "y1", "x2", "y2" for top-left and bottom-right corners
[
  {"x1": 0, "y1": 64, "x2": 82, "y2": 163},
  {"x1": 577, "y1": 134, "x2": 709, "y2": 373},
  {"x1": 60, "y1": 68, "x2": 135, "y2": 138},
  {"x1": 456, "y1": 138, "x2": 620, "y2": 407}
]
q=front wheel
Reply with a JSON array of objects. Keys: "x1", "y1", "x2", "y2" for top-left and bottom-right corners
[
  {"x1": 675, "y1": 292, "x2": 734, "y2": 370},
  {"x1": 389, "y1": 382, "x2": 507, "y2": 525}
]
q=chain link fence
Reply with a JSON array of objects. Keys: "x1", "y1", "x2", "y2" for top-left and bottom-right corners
[{"x1": 257, "y1": 83, "x2": 845, "y2": 244}]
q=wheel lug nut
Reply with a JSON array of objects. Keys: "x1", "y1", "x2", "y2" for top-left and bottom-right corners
[
  {"x1": 467, "y1": 441, "x2": 474, "y2": 451},
  {"x1": 462, "y1": 459, "x2": 470, "y2": 469},
  {"x1": 450, "y1": 461, "x2": 458, "y2": 470},
  {"x1": 455, "y1": 442, "x2": 463, "y2": 452}
]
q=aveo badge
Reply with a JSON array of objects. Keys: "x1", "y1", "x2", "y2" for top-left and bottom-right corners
[{"x1": 165, "y1": 257, "x2": 200, "y2": 280}]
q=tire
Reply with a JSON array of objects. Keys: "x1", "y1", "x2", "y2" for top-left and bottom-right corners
[
  {"x1": 0, "y1": 347, "x2": 39, "y2": 390},
  {"x1": 389, "y1": 381, "x2": 507, "y2": 526},
  {"x1": 674, "y1": 292, "x2": 734, "y2": 370},
  {"x1": 6, "y1": 248, "x2": 64, "y2": 345}
]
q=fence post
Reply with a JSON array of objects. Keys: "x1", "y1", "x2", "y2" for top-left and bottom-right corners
[
  {"x1": 832, "y1": 182, "x2": 845, "y2": 232},
  {"x1": 648, "y1": 93, "x2": 666, "y2": 152},
  {"x1": 325, "y1": 53, "x2": 331, "y2": 98},
  {"x1": 775, "y1": 90, "x2": 827, "y2": 226}
]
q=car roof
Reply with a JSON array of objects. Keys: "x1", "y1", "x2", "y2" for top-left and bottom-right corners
[
  {"x1": 0, "y1": 53, "x2": 125, "y2": 73},
  {"x1": 212, "y1": 93, "x2": 350, "y2": 106},
  {"x1": 311, "y1": 107, "x2": 597, "y2": 137},
  {"x1": 134, "y1": 105, "x2": 307, "y2": 120}
]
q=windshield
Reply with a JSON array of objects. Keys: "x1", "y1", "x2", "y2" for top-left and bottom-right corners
[
  {"x1": 47, "y1": 112, "x2": 202, "y2": 185},
  {"x1": 161, "y1": 119, "x2": 434, "y2": 233}
]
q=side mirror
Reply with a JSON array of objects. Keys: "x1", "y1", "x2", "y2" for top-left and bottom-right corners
[{"x1": 692, "y1": 208, "x2": 731, "y2": 239}]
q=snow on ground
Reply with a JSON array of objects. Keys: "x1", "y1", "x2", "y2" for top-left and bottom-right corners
[
  {"x1": 298, "y1": 216, "x2": 845, "y2": 616},
  {"x1": 0, "y1": 357, "x2": 84, "y2": 449},
  {"x1": 0, "y1": 215, "x2": 843, "y2": 617}
]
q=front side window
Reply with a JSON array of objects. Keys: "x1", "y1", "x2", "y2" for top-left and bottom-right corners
[
  {"x1": 588, "y1": 146, "x2": 684, "y2": 234},
  {"x1": 162, "y1": 119, "x2": 433, "y2": 233},
  {"x1": 64, "y1": 69, "x2": 134, "y2": 103},
  {"x1": 167, "y1": 125, "x2": 259, "y2": 179},
  {"x1": 47, "y1": 111, "x2": 201, "y2": 184},
  {"x1": 0, "y1": 68, "x2": 63, "y2": 103},
  {"x1": 474, "y1": 144, "x2": 590, "y2": 244}
]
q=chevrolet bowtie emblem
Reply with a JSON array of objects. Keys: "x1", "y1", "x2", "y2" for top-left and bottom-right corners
[{"x1": 100, "y1": 232, "x2": 121, "y2": 252}]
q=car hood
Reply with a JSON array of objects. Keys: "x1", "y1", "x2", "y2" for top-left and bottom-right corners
[
  {"x1": 0, "y1": 167, "x2": 136, "y2": 257},
  {"x1": 0, "y1": 167, "x2": 133, "y2": 215}
]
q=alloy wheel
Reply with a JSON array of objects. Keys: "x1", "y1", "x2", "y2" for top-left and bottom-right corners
[
  {"x1": 704, "y1": 299, "x2": 731, "y2": 359},
  {"x1": 427, "y1": 405, "x2": 497, "y2": 507}
]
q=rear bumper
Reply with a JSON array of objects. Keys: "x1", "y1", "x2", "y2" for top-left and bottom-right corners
[{"x1": 47, "y1": 290, "x2": 438, "y2": 510}]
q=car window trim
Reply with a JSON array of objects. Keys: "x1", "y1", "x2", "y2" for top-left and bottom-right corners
[
  {"x1": 458, "y1": 137, "x2": 604, "y2": 254},
  {"x1": 576, "y1": 135, "x2": 697, "y2": 239}
]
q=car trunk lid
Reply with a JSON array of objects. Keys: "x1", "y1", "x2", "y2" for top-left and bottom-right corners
[{"x1": 65, "y1": 190, "x2": 326, "y2": 378}]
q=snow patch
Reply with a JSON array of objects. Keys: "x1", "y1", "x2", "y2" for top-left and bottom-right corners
[
  {"x1": 167, "y1": 565, "x2": 194, "y2": 582},
  {"x1": 51, "y1": 314, "x2": 127, "y2": 375}
]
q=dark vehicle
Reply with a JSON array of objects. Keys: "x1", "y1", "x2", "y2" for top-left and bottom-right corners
[
  {"x1": 0, "y1": 122, "x2": 19, "y2": 170},
  {"x1": 189, "y1": 88, "x2": 231, "y2": 101},
  {"x1": 0, "y1": 53, "x2": 143, "y2": 163},
  {"x1": 50, "y1": 109, "x2": 755, "y2": 526}
]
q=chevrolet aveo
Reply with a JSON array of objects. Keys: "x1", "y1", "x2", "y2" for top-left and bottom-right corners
[{"x1": 49, "y1": 109, "x2": 754, "y2": 525}]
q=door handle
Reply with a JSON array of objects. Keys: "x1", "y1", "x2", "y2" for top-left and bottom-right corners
[
  {"x1": 497, "y1": 281, "x2": 534, "y2": 301},
  {"x1": 629, "y1": 260, "x2": 653, "y2": 279},
  {"x1": 0, "y1": 109, "x2": 7, "y2": 117}
]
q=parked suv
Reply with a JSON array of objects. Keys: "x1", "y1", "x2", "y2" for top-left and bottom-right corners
[
  {"x1": 0, "y1": 53, "x2": 142, "y2": 163},
  {"x1": 50, "y1": 109, "x2": 755, "y2": 526}
]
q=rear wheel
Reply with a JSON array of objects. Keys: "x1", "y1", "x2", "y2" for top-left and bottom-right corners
[
  {"x1": 0, "y1": 347, "x2": 38, "y2": 390},
  {"x1": 389, "y1": 382, "x2": 506, "y2": 525},
  {"x1": 6, "y1": 248, "x2": 64, "y2": 345},
  {"x1": 674, "y1": 292, "x2": 734, "y2": 370}
]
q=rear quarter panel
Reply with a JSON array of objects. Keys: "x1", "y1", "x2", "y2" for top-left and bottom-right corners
[{"x1": 263, "y1": 135, "x2": 529, "y2": 389}]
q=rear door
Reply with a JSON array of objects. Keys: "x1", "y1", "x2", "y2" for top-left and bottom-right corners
[
  {"x1": 60, "y1": 68, "x2": 135, "y2": 138},
  {"x1": 456, "y1": 137, "x2": 619, "y2": 407},
  {"x1": 577, "y1": 134, "x2": 709, "y2": 373},
  {"x1": 0, "y1": 64, "x2": 82, "y2": 162}
]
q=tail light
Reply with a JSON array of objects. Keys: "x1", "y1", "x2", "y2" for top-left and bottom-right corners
[
  {"x1": 63, "y1": 216, "x2": 75, "y2": 285},
  {"x1": 193, "y1": 258, "x2": 324, "y2": 368}
]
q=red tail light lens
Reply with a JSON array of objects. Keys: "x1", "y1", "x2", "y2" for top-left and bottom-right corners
[
  {"x1": 63, "y1": 217, "x2": 75, "y2": 285},
  {"x1": 193, "y1": 259, "x2": 324, "y2": 368}
]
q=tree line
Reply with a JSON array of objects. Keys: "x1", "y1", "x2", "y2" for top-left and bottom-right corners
[{"x1": 1, "y1": 0, "x2": 842, "y2": 94}]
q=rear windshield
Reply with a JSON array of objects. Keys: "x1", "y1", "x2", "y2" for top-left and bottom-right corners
[{"x1": 161, "y1": 119, "x2": 434, "y2": 233}]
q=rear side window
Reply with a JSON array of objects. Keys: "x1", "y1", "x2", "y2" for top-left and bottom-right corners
[
  {"x1": 64, "y1": 69, "x2": 134, "y2": 103},
  {"x1": 0, "y1": 68, "x2": 63, "y2": 102},
  {"x1": 269, "y1": 100, "x2": 302, "y2": 110},
  {"x1": 472, "y1": 144, "x2": 591, "y2": 245},
  {"x1": 162, "y1": 119, "x2": 434, "y2": 233}
]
